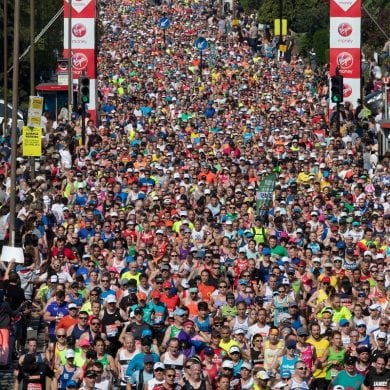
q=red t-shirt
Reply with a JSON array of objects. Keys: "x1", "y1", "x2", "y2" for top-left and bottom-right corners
[{"x1": 160, "y1": 294, "x2": 180, "y2": 314}]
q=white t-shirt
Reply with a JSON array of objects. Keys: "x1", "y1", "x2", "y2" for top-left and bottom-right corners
[{"x1": 248, "y1": 323, "x2": 270, "y2": 341}]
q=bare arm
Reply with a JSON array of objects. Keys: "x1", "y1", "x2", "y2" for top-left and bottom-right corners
[{"x1": 108, "y1": 354, "x2": 118, "y2": 375}]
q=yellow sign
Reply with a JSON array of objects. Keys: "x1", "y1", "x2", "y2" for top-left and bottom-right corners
[
  {"x1": 29, "y1": 96, "x2": 43, "y2": 111},
  {"x1": 279, "y1": 44, "x2": 287, "y2": 52},
  {"x1": 274, "y1": 19, "x2": 288, "y2": 36},
  {"x1": 27, "y1": 96, "x2": 44, "y2": 128},
  {"x1": 22, "y1": 126, "x2": 42, "y2": 157}
]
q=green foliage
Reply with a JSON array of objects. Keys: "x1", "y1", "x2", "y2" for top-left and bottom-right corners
[
  {"x1": 0, "y1": 0, "x2": 63, "y2": 107},
  {"x1": 312, "y1": 28, "x2": 329, "y2": 66},
  {"x1": 241, "y1": 0, "x2": 389, "y2": 65},
  {"x1": 295, "y1": 33, "x2": 311, "y2": 58},
  {"x1": 361, "y1": 5, "x2": 390, "y2": 53},
  {"x1": 292, "y1": 3, "x2": 329, "y2": 35},
  {"x1": 240, "y1": 0, "x2": 263, "y2": 11}
]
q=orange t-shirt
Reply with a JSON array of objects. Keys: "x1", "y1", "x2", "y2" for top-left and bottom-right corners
[
  {"x1": 56, "y1": 315, "x2": 78, "y2": 331},
  {"x1": 198, "y1": 284, "x2": 215, "y2": 302}
]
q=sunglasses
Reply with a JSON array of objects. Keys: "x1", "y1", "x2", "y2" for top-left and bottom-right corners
[
  {"x1": 57, "y1": 335, "x2": 66, "y2": 338},
  {"x1": 166, "y1": 374, "x2": 175, "y2": 378}
]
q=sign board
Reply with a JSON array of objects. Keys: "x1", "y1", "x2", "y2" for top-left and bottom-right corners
[
  {"x1": 58, "y1": 73, "x2": 68, "y2": 86},
  {"x1": 159, "y1": 17, "x2": 171, "y2": 29},
  {"x1": 279, "y1": 44, "x2": 287, "y2": 52},
  {"x1": 1, "y1": 246, "x2": 24, "y2": 264},
  {"x1": 274, "y1": 19, "x2": 288, "y2": 36},
  {"x1": 27, "y1": 96, "x2": 44, "y2": 128},
  {"x1": 195, "y1": 37, "x2": 208, "y2": 51},
  {"x1": 22, "y1": 126, "x2": 42, "y2": 157}
]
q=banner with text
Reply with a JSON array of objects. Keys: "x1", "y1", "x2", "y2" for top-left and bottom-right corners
[
  {"x1": 63, "y1": 0, "x2": 96, "y2": 121},
  {"x1": 22, "y1": 127, "x2": 42, "y2": 157},
  {"x1": 256, "y1": 174, "x2": 276, "y2": 215},
  {"x1": 329, "y1": 0, "x2": 361, "y2": 107}
]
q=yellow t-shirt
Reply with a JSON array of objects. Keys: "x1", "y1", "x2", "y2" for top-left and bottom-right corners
[
  {"x1": 307, "y1": 336, "x2": 329, "y2": 378},
  {"x1": 219, "y1": 339, "x2": 240, "y2": 354},
  {"x1": 80, "y1": 301, "x2": 92, "y2": 315},
  {"x1": 121, "y1": 271, "x2": 141, "y2": 286},
  {"x1": 331, "y1": 307, "x2": 352, "y2": 323},
  {"x1": 316, "y1": 289, "x2": 328, "y2": 306},
  {"x1": 297, "y1": 172, "x2": 310, "y2": 184}
]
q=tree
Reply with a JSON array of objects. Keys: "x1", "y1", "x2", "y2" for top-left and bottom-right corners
[{"x1": 0, "y1": 0, "x2": 63, "y2": 108}]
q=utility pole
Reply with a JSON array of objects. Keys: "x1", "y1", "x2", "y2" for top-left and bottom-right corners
[
  {"x1": 30, "y1": 0, "x2": 35, "y2": 179},
  {"x1": 9, "y1": 0, "x2": 21, "y2": 246},
  {"x1": 335, "y1": 66, "x2": 341, "y2": 135},
  {"x1": 279, "y1": 0, "x2": 283, "y2": 60},
  {"x1": 3, "y1": 0, "x2": 8, "y2": 137},
  {"x1": 67, "y1": 0, "x2": 73, "y2": 121}
]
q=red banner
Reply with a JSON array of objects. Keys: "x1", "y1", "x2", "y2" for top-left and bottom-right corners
[
  {"x1": 330, "y1": 0, "x2": 361, "y2": 17},
  {"x1": 63, "y1": 49, "x2": 96, "y2": 79},
  {"x1": 64, "y1": 0, "x2": 95, "y2": 18},
  {"x1": 329, "y1": 0, "x2": 361, "y2": 106},
  {"x1": 329, "y1": 48, "x2": 361, "y2": 78},
  {"x1": 64, "y1": 0, "x2": 96, "y2": 122}
]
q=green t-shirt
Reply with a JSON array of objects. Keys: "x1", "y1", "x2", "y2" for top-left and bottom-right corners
[
  {"x1": 270, "y1": 245, "x2": 288, "y2": 258},
  {"x1": 325, "y1": 347, "x2": 345, "y2": 380},
  {"x1": 221, "y1": 304, "x2": 237, "y2": 318},
  {"x1": 332, "y1": 370, "x2": 364, "y2": 390}
]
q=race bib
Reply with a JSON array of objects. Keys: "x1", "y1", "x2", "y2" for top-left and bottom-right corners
[
  {"x1": 154, "y1": 311, "x2": 163, "y2": 323},
  {"x1": 27, "y1": 384, "x2": 42, "y2": 390},
  {"x1": 106, "y1": 324, "x2": 118, "y2": 337}
]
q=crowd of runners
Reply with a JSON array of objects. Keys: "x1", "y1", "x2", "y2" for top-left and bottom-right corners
[{"x1": 0, "y1": 0, "x2": 389, "y2": 389}]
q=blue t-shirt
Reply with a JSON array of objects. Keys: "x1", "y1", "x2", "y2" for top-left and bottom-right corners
[
  {"x1": 101, "y1": 289, "x2": 116, "y2": 301},
  {"x1": 78, "y1": 227, "x2": 96, "y2": 241},
  {"x1": 126, "y1": 352, "x2": 159, "y2": 375},
  {"x1": 46, "y1": 301, "x2": 69, "y2": 335}
]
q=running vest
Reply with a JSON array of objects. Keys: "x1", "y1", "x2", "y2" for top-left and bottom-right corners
[
  {"x1": 263, "y1": 340, "x2": 283, "y2": 370},
  {"x1": 290, "y1": 378, "x2": 310, "y2": 390},
  {"x1": 280, "y1": 355, "x2": 299, "y2": 376},
  {"x1": 194, "y1": 315, "x2": 212, "y2": 333},
  {"x1": 70, "y1": 325, "x2": 89, "y2": 342},
  {"x1": 251, "y1": 227, "x2": 267, "y2": 244},
  {"x1": 232, "y1": 316, "x2": 249, "y2": 334},
  {"x1": 118, "y1": 348, "x2": 137, "y2": 381},
  {"x1": 59, "y1": 365, "x2": 77, "y2": 389}
]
